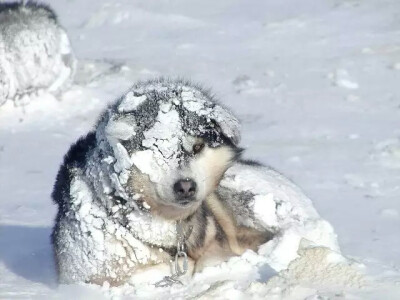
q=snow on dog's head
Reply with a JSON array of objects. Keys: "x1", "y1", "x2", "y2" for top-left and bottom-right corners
[{"x1": 96, "y1": 79, "x2": 241, "y2": 219}]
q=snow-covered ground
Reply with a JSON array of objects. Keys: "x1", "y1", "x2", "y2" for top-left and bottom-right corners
[{"x1": 1, "y1": 0, "x2": 400, "y2": 299}]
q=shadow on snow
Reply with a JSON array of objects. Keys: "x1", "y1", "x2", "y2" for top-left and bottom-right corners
[{"x1": 0, "y1": 225, "x2": 57, "y2": 287}]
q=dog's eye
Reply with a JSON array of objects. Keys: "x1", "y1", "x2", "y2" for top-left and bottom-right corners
[{"x1": 193, "y1": 143, "x2": 205, "y2": 154}]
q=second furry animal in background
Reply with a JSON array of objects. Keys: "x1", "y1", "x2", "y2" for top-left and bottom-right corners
[{"x1": 0, "y1": 2, "x2": 76, "y2": 106}]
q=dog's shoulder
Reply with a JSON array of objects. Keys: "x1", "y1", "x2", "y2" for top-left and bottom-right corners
[
  {"x1": 52, "y1": 131, "x2": 97, "y2": 206},
  {"x1": 237, "y1": 159, "x2": 264, "y2": 167}
]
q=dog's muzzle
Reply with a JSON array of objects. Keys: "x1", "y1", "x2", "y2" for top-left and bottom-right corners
[{"x1": 173, "y1": 178, "x2": 197, "y2": 204}]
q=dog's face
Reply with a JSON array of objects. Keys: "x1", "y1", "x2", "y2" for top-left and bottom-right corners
[
  {"x1": 100, "y1": 81, "x2": 241, "y2": 220},
  {"x1": 129, "y1": 134, "x2": 240, "y2": 220}
]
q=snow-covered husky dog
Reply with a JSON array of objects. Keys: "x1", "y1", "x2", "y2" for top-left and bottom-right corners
[
  {"x1": 51, "y1": 78, "x2": 273, "y2": 285},
  {"x1": 0, "y1": 1, "x2": 76, "y2": 106}
]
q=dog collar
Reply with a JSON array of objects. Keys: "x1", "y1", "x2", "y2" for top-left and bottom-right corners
[{"x1": 155, "y1": 220, "x2": 189, "y2": 287}]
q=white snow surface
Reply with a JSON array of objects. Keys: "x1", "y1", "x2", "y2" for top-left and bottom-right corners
[{"x1": 1, "y1": 0, "x2": 400, "y2": 299}]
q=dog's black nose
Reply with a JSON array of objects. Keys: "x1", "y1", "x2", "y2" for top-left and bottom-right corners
[{"x1": 173, "y1": 178, "x2": 197, "y2": 199}]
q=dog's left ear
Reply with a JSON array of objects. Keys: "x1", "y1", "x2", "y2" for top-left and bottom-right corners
[{"x1": 210, "y1": 105, "x2": 241, "y2": 146}]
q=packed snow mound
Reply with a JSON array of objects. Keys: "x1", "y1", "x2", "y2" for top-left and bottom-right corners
[
  {"x1": 220, "y1": 244, "x2": 363, "y2": 300},
  {"x1": 0, "y1": 2, "x2": 76, "y2": 106},
  {"x1": 101, "y1": 241, "x2": 358, "y2": 299},
  {"x1": 220, "y1": 163, "x2": 340, "y2": 271},
  {"x1": 275, "y1": 242, "x2": 364, "y2": 288}
]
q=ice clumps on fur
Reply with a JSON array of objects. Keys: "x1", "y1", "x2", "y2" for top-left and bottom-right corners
[
  {"x1": 97, "y1": 79, "x2": 240, "y2": 187},
  {"x1": 54, "y1": 78, "x2": 340, "y2": 287},
  {"x1": 0, "y1": 2, "x2": 76, "y2": 106},
  {"x1": 94, "y1": 79, "x2": 242, "y2": 242},
  {"x1": 53, "y1": 79, "x2": 242, "y2": 283}
]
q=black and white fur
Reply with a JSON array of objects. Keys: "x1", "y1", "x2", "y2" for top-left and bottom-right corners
[{"x1": 51, "y1": 78, "x2": 274, "y2": 285}]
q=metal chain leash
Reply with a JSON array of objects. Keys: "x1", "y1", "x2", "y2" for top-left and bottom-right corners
[{"x1": 155, "y1": 220, "x2": 189, "y2": 288}]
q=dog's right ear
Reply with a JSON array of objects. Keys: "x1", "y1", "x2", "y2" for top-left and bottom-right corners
[{"x1": 210, "y1": 105, "x2": 241, "y2": 146}]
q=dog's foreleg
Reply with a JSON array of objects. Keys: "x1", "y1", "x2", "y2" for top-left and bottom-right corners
[{"x1": 206, "y1": 193, "x2": 245, "y2": 255}]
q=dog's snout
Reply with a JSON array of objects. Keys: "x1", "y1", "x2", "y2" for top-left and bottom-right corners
[{"x1": 173, "y1": 178, "x2": 197, "y2": 199}]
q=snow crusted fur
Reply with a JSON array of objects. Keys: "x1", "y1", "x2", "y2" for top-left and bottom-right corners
[
  {"x1": 0, "y1": 2, "x2": 76, "y2": 106},
  {"x1": 52, "y1": 78, "x2": 339, "y2": 285}
]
